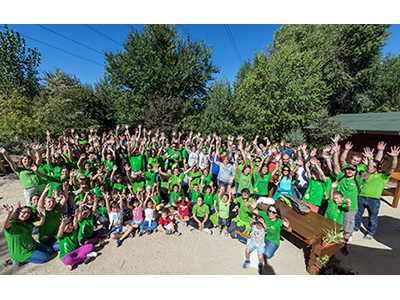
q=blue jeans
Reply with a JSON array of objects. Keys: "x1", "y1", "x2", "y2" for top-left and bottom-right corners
[
  {"x1": 140, "y1": 220, "x2": 158, "y2": 231},
  {"x1": 264, "y1": 239, "x2": 279, "y2": 259},
  {"x1": 43, "y1": 237, "x2": 60, "y2": 252},
  {"x1": 24, "y1": 243, "x2": 53, "y2": 264},
  {"x1": 354, "y1": 196, "x2": 381, "y2": 237},
  {"x1": 217, "y1": 180, "x2": 229, "y2": 191}
]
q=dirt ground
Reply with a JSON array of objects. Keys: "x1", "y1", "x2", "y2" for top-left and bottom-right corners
[{"x1": 1, "y1": 174, "x2": 400, "y2": 276}]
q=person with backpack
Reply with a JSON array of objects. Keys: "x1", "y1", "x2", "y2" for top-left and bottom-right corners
[
  {"x1": 354, "y1": 145, "x2": 399, "y2": 240},
  {"x1": 332, "y1": 143, "x2": 373, "y2": 256}
]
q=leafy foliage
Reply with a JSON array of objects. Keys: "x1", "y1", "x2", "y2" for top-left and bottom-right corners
[
  {"x1": 0, "y1": 25, "x2": 41, "y2": 99},
  {"x1": 282, "y1": 127, "x2": 306, "y2": 148}
]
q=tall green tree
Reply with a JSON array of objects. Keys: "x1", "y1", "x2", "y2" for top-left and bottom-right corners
[
  {"x1": 37, "y1": 68, "x2": 98, "y2": 136},
  {"x1": 104, "y1": 24, "x2": 220, "y2": 127},
  {"x1": 0, "y1": 25, "x2": 41, "y2": 99}
]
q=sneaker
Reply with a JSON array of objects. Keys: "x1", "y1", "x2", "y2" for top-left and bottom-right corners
[
  {"x1": 188, "y1": 226, "x2": 195, "y2": 232},
  {"x1": 242, "y1": 260, "x2": 250, "y2": 269},
  {"x1": 341, "y1": 244, "x2": 349, "y2": 256},
  {"x1": 84, "y1": 252, "x2": 97, "y2": 264},
  {"x1": 364, "y1": 234, "x2": 373, "y2": 240},
  {"x1": 258, "y1": 264, "x2": 263, "y2": 275},
  {"x1": 225, "y1": 231, "x2": 228, "y2": 237},
  {"x1": 348, "y1": 233, "x2": 353, "y2": 243},
  {"x1": 67, "y1": 264, "x2": 74, "y2": 271},
  {"x1": 202, "y1": 228, "x2": 212, "y2": 235},
  {"x1": 173, "y1": 231, "x2": 181, "y2": 236},
  {"x1": 116, "y1": 239, "x2": 122, "y2": 247},
  {"x1": 128, "y1": 233, "x2": 134, "y2": 238},
  {"x1": 182, "y1": 222, "x2": 187, "y2": 227},
  {"x1": 146, "y1": 230, "x2": 151, "y2": 235},
  {"x1": 154, "y1": 228, "x2": 158, "y2": 233},
  {"x1": 218, "y1": 229, "x2": 222, "y2": 235},
  {"x1": 138, "y1": 229, "x2": 145, "y2": 236},
  {"x1": 86, "y1": 252, "x2": 97, "y2": 258},
  {"x1": 12, "y1": 259, "x2": 25, "y2": 268},
  {"x1": 166, "y1": 230, "x2": 172, "y2": 235}
]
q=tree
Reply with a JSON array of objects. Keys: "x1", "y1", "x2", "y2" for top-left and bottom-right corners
[
  {"x1": 269, "y1": 24, "x2": 392, "y2": 115},
  {"x1": 37, "y1": 68, "x2": 98, "y2": 136},
  {"x1": 104, "y1": 24, "x2": 220, "y2": 125},
  {"x1": 0, "y1": 25, "x2": 41, "y2": 99}
]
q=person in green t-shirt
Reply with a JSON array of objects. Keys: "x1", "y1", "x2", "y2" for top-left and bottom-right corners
[
  {"x1": 188, "y1": 182, "x2": 202, "y2": 205},
  {"x1": 355, "y1": 145, "x2": 399, "y2": 240},
  {"x1": 301, "y1": 157, "x2": 327, "y2": 212},
  {"x1": 188, "y1": 196, "x2": 213, "y2": 234},
  {"x1": 324, "y1": 181, "x2": 351, "y2": 226},
  {"x1": 234, "y1": 152, "x2": 254, "y2": 194},
  {"x1": 1, "y1": 203, "x2": 51, "y2": 266},
  {"x1": 227, "y1": 188, "x2": 255, "y2": 238},
  {"x1": 56, "y1": 210, "x2": 97, "y2": 271},
  {"x1": 253, "y1": 154, "x2": 276, "y2": 197},
  {"x1": 167, "y1": 177, "x2": 183, "y2": 209},
  {"x1": 110, "y1": 165, "x2": 127, "y2": 195},
  {"x1": 77, "y1": 203, "x2": 107, "y2": 245},
  {"x1": 215, "y1": 189, "x2": 232, "y2": 236}
]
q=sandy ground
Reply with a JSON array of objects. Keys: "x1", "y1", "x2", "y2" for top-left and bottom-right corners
[{"x1": 0, "y1": 174, "x2": 400, "y2": 276}]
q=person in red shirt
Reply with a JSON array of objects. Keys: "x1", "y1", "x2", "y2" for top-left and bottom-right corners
[
  {"x1": 174, "y1": 197, "x2": 191, "y2": 226},
  {"x1": 158, "y1": 207, "x2": 181, "y2": 236}
]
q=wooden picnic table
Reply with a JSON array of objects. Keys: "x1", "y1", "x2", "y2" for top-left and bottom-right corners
[
  {"x1": 258, "y1": 200, "x2": 344, "y2": 275},
  {"x1": 382, "y1": 172, "x2": 400, "y2": 208}
]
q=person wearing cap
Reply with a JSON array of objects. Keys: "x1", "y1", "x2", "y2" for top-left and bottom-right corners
[
  {"x1": 332, "y1": 144, "x2": 374, "y2": 255},
  {"x1": 354, "y1": 145, "x2": 399, "y2": 240}
]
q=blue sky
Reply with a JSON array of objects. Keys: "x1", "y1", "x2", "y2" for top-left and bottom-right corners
[{"x1": 3, "y1": 24, "x2": 400, "y2": 87}]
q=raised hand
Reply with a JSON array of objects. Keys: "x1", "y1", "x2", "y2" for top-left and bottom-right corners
[
  {"x1": 331, "y1": 134, "x2": 341, "y2": 144},
  {"x1": 387, "y1": 146, "x2": 400, "y2": 157},
  {"x1": 0, "y1": 203, "x2": 13, "y2": 214},
  {"x1": 331, "y1": 181, "x2": 339, "y2": 189},
  {"x1": 331, "y1": 143, "x2": 340, "y2": 153},
  {"x1": 377, "y1": 141, "x2": 387, "y2": 151},
  {"x1": 362, "y1": 147, "x2": 374, "y2": 159},
  {"x1": 0, "y1": 147, "x2": 6, "y2": 154},
  {"x1": 344, "y1": 141, "x2": 353, "y2": 151},
  {"x1": 60, "y1": 214, "x2": 71, "y2": 224},
  {"x1": 282, "y1": 218, "x2": 290, "y2": 228}
]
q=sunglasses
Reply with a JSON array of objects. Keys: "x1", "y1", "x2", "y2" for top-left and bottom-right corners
[
  {"x1": 268, "y1": 209, "x2": 277, "y2": 215},
  {"x1": 20, "y1": 210, "x2": 32, "y2": 215}
]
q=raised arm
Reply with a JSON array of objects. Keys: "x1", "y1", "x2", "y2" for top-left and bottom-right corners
[
  {"x1": 340, "y1": 141, "x2": 353, "y2": 168},
  {"x1": 331, "y1": 142, "x2": 341, "y2": 177},
  {"x1": 385, "y1": 146, "x2": 400, "y2": 177},
  {"x1": 0, "y1": 147, "x2": 17, "y2": 170}
]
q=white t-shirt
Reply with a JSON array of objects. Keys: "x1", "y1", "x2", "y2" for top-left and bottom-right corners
[{"x1": 144, "y1": 208, "x2": 155, "y2": 222}]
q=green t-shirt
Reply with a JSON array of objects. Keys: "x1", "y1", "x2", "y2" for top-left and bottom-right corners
[
  {"x1": 236, "y1": 196, "x2": 254, "y2": 224},
  {"x1": 190, "y1": 189, "x2": 202, "y2": 204},
  {"x1": 4, "y1": 221, "x2": 36, "y2": 262},
  {"x1": 335, "y1": 172, "x2": 361, "y2": 210},
  {"x1": 92, "y1": 186, "x2": 103, "y2": 198},
  {"x1": 146, "y1": 155, "x2": 160, "y2": 169},
  {"x1": 78, "y1": 214, "x2": 94, "y2": 240},
  {"x1": 192, "y1": 203, "x2": 210, "y2": 218},
  {"x1": 102, "y1": 159, "x2": 116, "y2": 174},
  {"x1": 234, "y1": 164, "x2": 245, "y2": 183},
  {"x1": 264, "y1": 217, "x2": 284, "y2": 246},
  {"x1": 128, "y1": 153, "x2": 144, "y2": 171},
  {"x1": 168, "y1": 173, "x2": 185, "y2": 187},
  {"x1": 112, "y1": 182, "x2": 127, "y2": 194},
  {"x1": 38, "y1": 203, "x2": 62, "y2": 243},
  {"x1": 144, "y1": 170, "x2": 156, "y2": 186},
  {"x1": 97, "y1": 206, "x2": 108, "y2": 218},
  {"x1": 253, "y1": 173, "x2": 272, "y2": 195},
  {"x1": 324, "y1": 200, "x2": 348, "y2": 226},
  {"x1": 56, "y1": 228, "x2": 79, "y2": 260},
  {"x1": 130, "y1": 177, "x2": 146, "y2": 193},
  {"x1": 302, "y1": 179, "x2": 326, "y2": 206},
  {"x1": 152, "y1": 194, "x2": 161, "y2": 205},
  {"x1": 169, "y1": 191, "x2": 182, "y2": 207},
  {"x1": 167, "y1": 148, "x2": 182, "y2": 160},
  {"x1": 202, "y1": 173, "x2": 212, "y2": 187},
  {"x1": 188, "y1": 172, "x2": 201, "y2": 188},
  {"x1": 218, "y1": 199, "x2": 230, "y2": 219},
  {"x1": 359, "y1": 171, "x2": 391, "y2": 199},
  {"x1": 13, "y1": 166, "x2": 46, "y2": 189},
  {"x1": 204, "y1": 192, "x2": 214, "y2": 209},
  {"x1": 42, "y1": 162, "x2": 67, "y2": 177},
  {"x1": 237, "y1": 172, "x2": 254, "y2": 194}
]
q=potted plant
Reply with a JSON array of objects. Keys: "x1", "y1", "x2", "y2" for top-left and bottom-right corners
[
  {"x1": 315, "y1": 254, "x2": 330, "y2": 270},
  {"x1": 322, "y1": 228, "x2": 345, "y2": 247}
]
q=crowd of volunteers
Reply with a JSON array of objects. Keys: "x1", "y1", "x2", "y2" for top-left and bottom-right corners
[{"x1": 0, "y1": 125, "x2": 398, "y2": 274}]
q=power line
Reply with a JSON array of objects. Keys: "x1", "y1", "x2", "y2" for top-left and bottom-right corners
[
  {"x1": 36, "y1": 24, "x2": 104, "y2": 55},
  {"x1": 224, "y1": 24, "x2": 242, "y2": 64},
  {"x1": 226, "y1": 25, "x2": 242, "y2": 62},
  {"x1": 82, "y1": 24, "x2": 123, "y2": 47},
  {"x1": 20, "y1": 33, "x2": 104, "y2": 67},
  {"x1": 178, "y1": 24, "x2": 195, "y2": 42}
]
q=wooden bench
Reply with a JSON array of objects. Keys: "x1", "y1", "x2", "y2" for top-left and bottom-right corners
[
  {"x1": 258, "y1": 200, "x2": 344, "y2": 275},
  {"x1": 381, "y1": 172, "x2": 400, "y2": 208}
]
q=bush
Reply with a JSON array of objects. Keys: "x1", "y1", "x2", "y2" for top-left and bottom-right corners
[{"x1": 282, "y1": 127, "x2": 306, "y2": 147}]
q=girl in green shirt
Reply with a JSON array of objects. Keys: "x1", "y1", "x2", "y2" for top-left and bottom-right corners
[
  {"x1": 1, "y1": 203, "x2": 50, "y2": 267},
  {"x1": 56, "y1": 209, "x2": 98, "y2": 271}
]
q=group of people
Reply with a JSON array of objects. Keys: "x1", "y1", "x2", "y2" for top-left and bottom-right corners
[{"x1": 0, "y1": 125, "x2": 398, "y2": 273}]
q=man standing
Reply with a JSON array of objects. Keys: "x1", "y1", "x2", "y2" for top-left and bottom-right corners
[
  {"x1": 354, "y1": 145, "x2": 399, "y2": 240},
  {"x1": 332, "y1": 143, "x2": 373, "y2": 255}
]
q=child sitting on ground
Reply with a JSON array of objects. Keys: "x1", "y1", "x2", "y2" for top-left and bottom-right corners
[
  {"x1": 158, "y1": 207, "x2": 181, "y2": 236},
  {"x1": 105, "y1": 193, "x2": 133, "y2": 247},
  {"x1": 174, "y1": 196, "x2": 191, "y2": 226},
  {"x1": 243, "y1": 214, "x2": 268, "y2": 275},
  {"x1": 126, "y1": 196, "x2": 144, "y2": 235},
  {"x1": 77, "y1": 200, "x2": 107, "y2": 246},
  {"x1": 139, "y1": 195, "x2": 158, "y2": 235},
  {"x1": 188, "y1": 196, "x2": 213, "y2": 235},
  {"x1": 56, "y1": 209, "x2": 98, "y2": 271}
]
